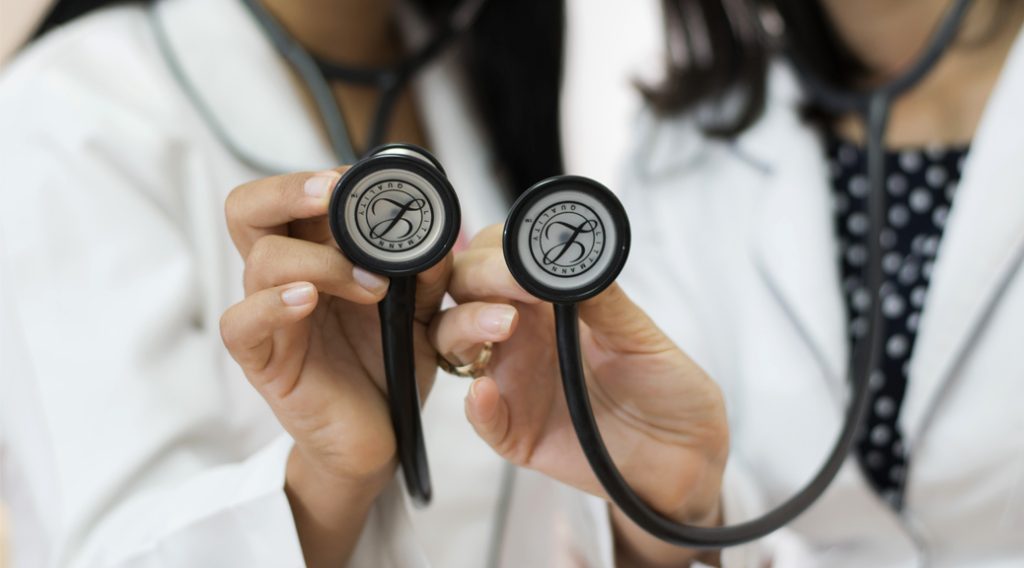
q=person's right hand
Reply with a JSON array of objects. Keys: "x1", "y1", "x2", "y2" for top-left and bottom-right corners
[{"x1": 218, "y1": 170, "x2": 491, "y2": 566}]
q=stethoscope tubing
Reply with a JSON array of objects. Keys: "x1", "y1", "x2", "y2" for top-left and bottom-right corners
[
  {"x1": 379, "y1": 276, "x2": 433, "y2": 505},
  {"x1": 548, "y1": 0, "x2": 975, "y2": 547}
]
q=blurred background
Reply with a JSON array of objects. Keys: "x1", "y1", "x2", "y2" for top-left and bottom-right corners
[
  {"x1": 0, "y1": 0, "x2": 662, "y2": 564},
  {"x1": 0, "y1": 0, "x2": 663, "y2": 184}
]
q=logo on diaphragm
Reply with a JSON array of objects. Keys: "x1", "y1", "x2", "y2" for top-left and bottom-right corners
[
  {"x1": 527, "y1": 201, "x2": 605, "y2": 278},
  {"x1": 354, "y1": 181, "x2": 433, "y2": 252}
]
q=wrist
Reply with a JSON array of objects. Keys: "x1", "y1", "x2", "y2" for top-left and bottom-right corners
[
  {"x1": 285, "y1": 447, "x2": 393, "y2": 567},
  {"x1": 288, "y1": 443, "x2": 395, "y2": 496}
]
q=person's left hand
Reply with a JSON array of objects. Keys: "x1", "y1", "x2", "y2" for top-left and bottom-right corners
[{"x1": 427, "y1": 224, "x2": 730, "y2": 526}]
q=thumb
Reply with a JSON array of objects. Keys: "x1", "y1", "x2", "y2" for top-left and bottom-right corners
[
  {"x1": 464, "y1": 377, "x2": 516, "y2": 461},
  {"x1": 577, "y1": 283, "x2": 673, "y2": 353}
]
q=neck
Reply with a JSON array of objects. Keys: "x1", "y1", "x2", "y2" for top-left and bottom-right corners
[
  {"x1": 260, "y1": 0, "x2": 401, "y2": 66},
  {"x1": 820, "y1": 0, "x2": 1023, "y2": 145}
]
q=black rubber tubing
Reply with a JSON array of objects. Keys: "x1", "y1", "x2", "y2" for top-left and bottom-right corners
[{"x1": 379, "y1": 276, "x2": 432, "y2": 506}]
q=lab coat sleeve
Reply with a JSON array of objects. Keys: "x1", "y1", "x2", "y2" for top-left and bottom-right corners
[{"x1": 0, "y1": 43, "x2": 426, "y2": 567}]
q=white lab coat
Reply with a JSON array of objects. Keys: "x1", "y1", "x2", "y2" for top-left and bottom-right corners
[
  {"x1": 0, "y1": 1, "x2": 615, "y2": 566},
  {"x1": 2, "y1": 1, "x2": 1022, "y2": 567},
  {"x1": 616, "y1": 26, "x2": 1024, "y2": 568}
]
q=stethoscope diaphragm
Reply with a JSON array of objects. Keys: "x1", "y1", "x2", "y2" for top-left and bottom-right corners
[
  {"x1": 503, "y1": 175, "x2": 630, "y2": 303},
  {"x1": 330, "y1": 144, "x2": 460, "y2": 278}
]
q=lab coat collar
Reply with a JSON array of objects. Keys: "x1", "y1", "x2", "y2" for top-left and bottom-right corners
[
  {"x1": 153, "y1": 0, "x2": 342, "y2": 173},
  {"x1": 902, "y1": 28, "x2": 1024, "y2": 448},
  {"x1": 745, "y1": 70, "x2": 850, "y2": 394},
  {"x1": 745, "y1": 29, "x2": 1024, "y2": 443},
  {"x1": 152, "y1": 0, "x2": 507, "y2": 229}
]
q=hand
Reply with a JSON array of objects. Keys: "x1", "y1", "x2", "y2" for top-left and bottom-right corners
[
  {"x1": 430, "y1": 225, "x2": 729, "y2": 530},
  {"x1": 219, "y1": 170, "x2": 462, "y2": 566}
]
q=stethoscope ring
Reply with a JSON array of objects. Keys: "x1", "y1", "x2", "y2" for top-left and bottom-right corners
[
  {"x1": 503, "y1": 175, "x2": 630, "y2": 303},
  {"x1": 329, "y1": 143, "x2": 461, "y2": 277}
]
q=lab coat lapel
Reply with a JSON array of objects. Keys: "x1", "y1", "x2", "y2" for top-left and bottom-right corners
[
  {"x1": 743, "y1": 70, "x2": 850, "y2": 394},
  {"x1": 154, "y1": 0, "x2": 338, "y2": 173},
  {"x1": 902, "y1": 29, "x2": 1024, "y2": 447}
]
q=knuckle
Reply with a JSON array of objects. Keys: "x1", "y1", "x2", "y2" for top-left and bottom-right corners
[
  {"x1": 219, "y1": 308, "x2": 242, "y2": 351},
  {"x1": 224, "y1": 184, "x2": 246, "y2": 224},
  {"x1": 314, "y1": 245, "x2": 339, "y2": 279},
  {"x1": 243, "y1": 237, "x2": 283, "y2": 292},
  {"x1": 245, "y1": 235, "x2": 282, "y2": 274}
]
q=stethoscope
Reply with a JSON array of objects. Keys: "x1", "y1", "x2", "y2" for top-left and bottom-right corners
[
  {"x1": 150, "y1": 0, "x2": 487, "y2": 505},
  {"x1": 500, "y1": 0, "x2": 974, "y2": 549},
  {"x1": 328, "y1": 143, "x2": 461, "y2": 506},
  {"x1": 152, "y1": 0, "x2": 975, "y2": 552}
]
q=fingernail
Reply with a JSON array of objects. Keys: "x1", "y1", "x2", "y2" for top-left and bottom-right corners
[
  {"x1": 478, "y1": 305, "x2": 516, "y2": 335},
  {"x1": 282, "y1": 283, "x2": 316, "y2": 306},
  {"x1": 469, "y1": 378, "x2": 482, "y2": 400},
  {"x1": 353, "y1": 266, "x2": 389, "y2": 294},
  {"x1": 304, "y1": 171, "x2": 339, "y2": 199}
]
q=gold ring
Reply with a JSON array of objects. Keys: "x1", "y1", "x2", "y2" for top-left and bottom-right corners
[{"x1": 437, "y1": 342, "x2": 493, "y2": 378}]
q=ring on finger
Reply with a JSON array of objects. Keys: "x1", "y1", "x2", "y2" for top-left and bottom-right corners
[{"x1": 437, "y1": 342, "x2": 493, "y2": 378}]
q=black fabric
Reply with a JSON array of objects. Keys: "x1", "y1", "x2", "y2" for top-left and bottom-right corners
[{"x1": 828, "y1": 135, "x2": 967, "y2": 509}]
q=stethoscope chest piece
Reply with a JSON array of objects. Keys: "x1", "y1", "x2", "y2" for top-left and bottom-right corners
[
  {"x1": 327, "y1": 143, "x2": 460, "y2": 507},
  {"x1": 503, "y1": 175, "x2": 630, "y2": 303},
  {"x1": 329, "y1": 144, "x2": 460, "y2": 277}
]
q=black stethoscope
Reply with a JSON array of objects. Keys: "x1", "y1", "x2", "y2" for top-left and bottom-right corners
[
  {"x1": 500, "y1": 0, "x2": 974, "y2": 548},
  {"x1": 148, "y1": 0, "x2": 483, "y2": 506},
  {"x1": 162, "y1": 0, "x2": 976, "y2": 545},
  {"x1": 329, "y1": 143, "x2": 461, "y2": 506},
  {"x1": 235, "y1": 0, "x2": 487, "y2": 505}
]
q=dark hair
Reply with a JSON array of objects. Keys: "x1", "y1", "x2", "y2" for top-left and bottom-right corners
[
  {"x1": 642, "y1": 0, "x2": 864, "y2": 137},
  {"x1": 646, "y1": 0, "x2": 1019, "y2": 137},
  {"x1": 33, "y1": 0, "x2": 564, "y2": 196}
]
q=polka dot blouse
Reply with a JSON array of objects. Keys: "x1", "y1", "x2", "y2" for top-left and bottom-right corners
[{"x1": 827, "y1": 134, "x2": 968, "y2": 510}]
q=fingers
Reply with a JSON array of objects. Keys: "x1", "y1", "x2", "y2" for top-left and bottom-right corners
[
  {"x1": 428, "y1": 302, "x2": 518, "y2": 362},
  {"x1": 464, "y1": 377, "x2": 513, "y2": 457},
  {"x1": 449, "y1": 248, "x2": 540, "y2": 305},
  {"x1": 578, "y1": 283, "x2": 673, "y2": 352},
  {"x1": 468, "y1": 224, "x2": 503, "y2": 250},
  {"x1": 221, "y1": 282, "x2": 318, "y2": 376},
  {"x1": 226, "y1": 169, "x2": 345, "y2": 257},
  {"x1": 245, "y1": 234, "x2": 388, "y2": 303}
]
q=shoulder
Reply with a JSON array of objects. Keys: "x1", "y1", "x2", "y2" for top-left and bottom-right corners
[
  {"x1": 0, "y1": 4, "x2": 199, "y2": 222},
  {"x1": 0, "y1": 4, "x2": 184, "y2": 152},
  {"x1": 620, "y1": 62, "x2": 815, "y2": 226},
  {"x1": 624, "y1": 62, "x2": 808, "y2": 192}
]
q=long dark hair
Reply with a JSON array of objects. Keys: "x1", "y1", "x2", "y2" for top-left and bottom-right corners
[
  {"x1": 642, "y1": 0, "x2": 863, "y2": 137},
  {"x1": 33, "y1": 0, "x2": 564, "y2": 196},
  {"x1": 646, "y1": 0, "x2": 1018, "y2": 137}
]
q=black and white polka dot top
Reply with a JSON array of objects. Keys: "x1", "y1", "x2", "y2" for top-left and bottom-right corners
[{"x1": 827, "y1": 134, "x2": 968, "y2": 510}]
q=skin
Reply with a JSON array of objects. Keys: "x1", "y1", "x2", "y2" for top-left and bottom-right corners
[
  {"x1": 823, "y1": 0, "x2": 1024, "y2": 146},
  {"x1": 221, "y1": 1, "x2": 1023, "y2": 567}
]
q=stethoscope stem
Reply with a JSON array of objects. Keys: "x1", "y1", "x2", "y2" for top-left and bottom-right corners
[{"x1": 378, "y1": 276, "x2": 433, "y2": 505}]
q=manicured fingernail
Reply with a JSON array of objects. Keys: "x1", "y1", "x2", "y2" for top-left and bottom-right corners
[
  {"x1": 478, "y1": 305, "x2": 516, "y2": 335},
  {"x1": 304, "y1": 171, "x2": 339, "y2": 199},
  {"x1": 282, "y1": 283, "x2": 316, "y2": 306},
  {"x1": 469, "y1": 378, "x2": 482, "y2": 400},
  {"x1": 353, "y1": 266, "x2": 388, "y2": 294}
]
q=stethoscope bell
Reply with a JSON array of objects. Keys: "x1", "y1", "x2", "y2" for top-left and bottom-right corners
[
  {"x1": 503, "y1": 175, "x2": 630, "y2": 304},
  {"x1": 328, "y1": 143, "x2": 461, "y2": 507}
]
